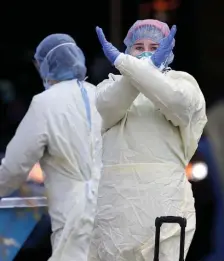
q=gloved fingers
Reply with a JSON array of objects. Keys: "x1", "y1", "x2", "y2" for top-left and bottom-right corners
[
  {"x1": 96, "y1": 26, "x2": 108, "y2": 46},
  {"x1": 166, "y1": 25, "x2": 177, "y2": 45},
  {"x1": 156, "y1": 25, "x2": 176, "y2": 54}
]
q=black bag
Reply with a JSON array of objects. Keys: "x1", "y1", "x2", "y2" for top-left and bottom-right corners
[{"x1": 153, "y1": 216, "x2": 187, "y2": 261}]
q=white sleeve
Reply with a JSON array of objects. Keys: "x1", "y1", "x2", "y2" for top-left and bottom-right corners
[
  {"x1": 114, "y1": 54, "x2": 206, "y2": 127},
  {"x1": 96, "y1": 74, "x2": 139, "y2": 130},
  {"x1": 0, "y1": 96, "x2": 48, "y2": 197}
]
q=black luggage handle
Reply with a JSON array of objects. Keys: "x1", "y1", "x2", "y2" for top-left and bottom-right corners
[{"x1": 153, "y1": 216, "x2": 187, "y2": 261}]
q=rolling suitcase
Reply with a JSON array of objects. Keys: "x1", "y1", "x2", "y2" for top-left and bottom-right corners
[{"x1": 153, "y1": 216, "x2": 187, "y2": 261}]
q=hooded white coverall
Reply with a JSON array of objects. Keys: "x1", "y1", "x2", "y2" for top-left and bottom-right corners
[
  {"x1": 0, "y1": 79, "x2": 102, "y2": 261},
  {"x1": 88, "y1": 54, "x2": 207, "y2": 261}
]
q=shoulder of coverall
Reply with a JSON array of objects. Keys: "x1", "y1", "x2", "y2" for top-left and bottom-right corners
[
  {"x1": 31, "y1": 91, "x2": 53, "y2": 112},
  {"x1": 165, "y1": 70, "x2": 204, "y2": 94},
  {"x1": 30, "y1": 81, "x2": 69, "y2": 115},
  {"x1": 38, "y1": 80, "x2": 97, "y2": 109},
  {"x1": 167, "y1": 69, "x2": 207, "y2": 120},
  {"x1": 26, "y1": 93, "x2": 50, "y2": 125},
  {"x1": 165, "y1": 70, "x2": 198, "y2": 84}
]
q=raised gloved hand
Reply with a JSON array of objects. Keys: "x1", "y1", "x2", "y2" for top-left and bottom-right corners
[
  {"x1": 151, "y1": 25, "x2": 177, "y2": 68},
  {"x1": 96, "y1": 26, "x2": 121, "y2": 64}
]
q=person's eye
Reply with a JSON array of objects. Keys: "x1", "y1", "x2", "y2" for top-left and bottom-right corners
[
  {"x1": 151, "y1": 46, "x2": 158, "y2": 51},
  {"x1": 136, "y1": 46, "x2": 144, "y2": 51}
]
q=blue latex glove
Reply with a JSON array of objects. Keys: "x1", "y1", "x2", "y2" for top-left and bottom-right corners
[
  {"x1": 96, "y1": 26, "x2": 121, "y2": 64},
  {"x1": 151, "y1": 25, "x2": 177, "y2": 68}
]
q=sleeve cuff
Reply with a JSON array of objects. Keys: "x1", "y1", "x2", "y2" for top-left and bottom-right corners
[
  {"x1": 114, "y1": 53, "x2": 126, "y2": 67},
  {"x1": 114, "y1": 53, "x2": 164, "y2": 72}
]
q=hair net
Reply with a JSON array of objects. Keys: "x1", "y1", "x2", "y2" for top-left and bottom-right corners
[
  {"x1": 124, "y1": 19, "x2": 174, "y2": 66},
  {"x1": 34, "y1": 34, "x2": 87, "y2": 82}
]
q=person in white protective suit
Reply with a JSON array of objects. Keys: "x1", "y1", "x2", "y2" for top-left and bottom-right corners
[
  {"x1": 88, "y1": 20, "x2": 207, "y2": 261},
  {"x1": 0, "y1": 34, "x2": 102, "y2": 261}
]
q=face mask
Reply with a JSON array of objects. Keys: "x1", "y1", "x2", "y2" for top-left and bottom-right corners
[
  {"x1": 136, "y1": 51, "x2": 154, "y2": 60},
  {"x1": 136, "y1": 51, "x2": 168, "y2": 71}
]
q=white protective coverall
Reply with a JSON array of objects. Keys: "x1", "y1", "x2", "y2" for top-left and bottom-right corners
[
  {"x1": 0, "y1": 79, "x2": 102, "y2": 261},
  {"x1": 88, "y1": 54, "x2": 207, "y2": 261}
]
